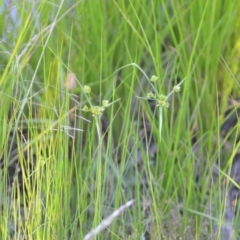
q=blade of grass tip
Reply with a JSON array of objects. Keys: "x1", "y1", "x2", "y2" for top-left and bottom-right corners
[
  {"x1": 114, "y1": 62, "x2": 150, "y2": 81},
  {"x1": 113, "y1": 63, "x2": 157, "y2": 101},
  {"x1": 83, "y1": 199, "x2": 135, "y2": 240},
  {"x1": 221, "y1": 55, "x2": 240, "y2": 88},
  {"x1": 183, "y1": 207, "x2": 219, "y2": 222}
]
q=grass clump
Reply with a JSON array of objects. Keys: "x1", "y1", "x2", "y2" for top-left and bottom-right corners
[{"x1": 0, "y1": 0, "x2": 240, "y2": 239}]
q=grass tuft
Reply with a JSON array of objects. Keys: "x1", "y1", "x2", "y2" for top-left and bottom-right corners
[{"x1": 0, "y1": 0, "x2": 240, "y2": 239}]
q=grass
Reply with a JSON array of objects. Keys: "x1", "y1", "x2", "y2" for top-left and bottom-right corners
[{"x1": 0, "y1": 0, "x2": 240, "y2": 239}]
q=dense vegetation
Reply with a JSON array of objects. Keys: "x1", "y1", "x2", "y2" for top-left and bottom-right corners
[{"x1": 0, "y1": 0, "x2": 239, "y2": 239}]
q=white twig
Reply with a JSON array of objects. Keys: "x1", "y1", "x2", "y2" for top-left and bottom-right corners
[{"x1": 83, "y1": 199, "x2": 135, "y2": 240}]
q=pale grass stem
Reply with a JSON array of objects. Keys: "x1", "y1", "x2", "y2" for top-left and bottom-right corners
[{"x1": 83, "y1": 199, "x2": 135, "y2": 240}]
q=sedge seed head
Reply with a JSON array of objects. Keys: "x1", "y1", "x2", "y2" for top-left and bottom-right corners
[
  {"x1": 150, "y1": 75, "x2": 158, "y2": 83},
  {"x1": 102, "y1": 100, "x2": 109, "y2": 107},
  {"x1": 82, "y1": 105, "x2": 89, "y2": 112},
  {"x1": 83, "y1": 85, "x2": 91, "y2": 94},
  {"x1": 157, "y1": 99, "x2": 169, "y2": 108},
  {"x1": 159, "y1": 94, "x2": 167, "y2": 101},
  {"x1": 173, "y1": 85, "x2": 181, "y2": 92},
  {"x1": 90, "y1": 106, "x2": 105, "y2": 117},
  {"x1": 147, "y1": 92, "x2": 156, "y2": 99}
]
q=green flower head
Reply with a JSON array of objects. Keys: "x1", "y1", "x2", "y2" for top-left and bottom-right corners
[
  {"x1": 159, "y1": 94, "x2": 167, "y2": 101},
  {"x1": 147, "y1": 92, "x2": 156, "y2": 99},
  {"x1": 157, "y1": 98, "x2": 169, "y2": 108},
  {"x1": 83, "y1": 85, "x2": 91, "y2": 94},
  {"x1": 102, "y1": 100, "x2": 109, "y2": 107},
  {"x1": 82, "y1": 105, "x2": 89, "y2": 112},
  {"x1": 173, "y1": 85, "x2": 181, "y2": 92},
  {"x1": 150, "y1": 75, "x2": 158, "y2": 83},
  {"x1": 90, "y1": 106, "x2": 105, "y2": 117}
]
